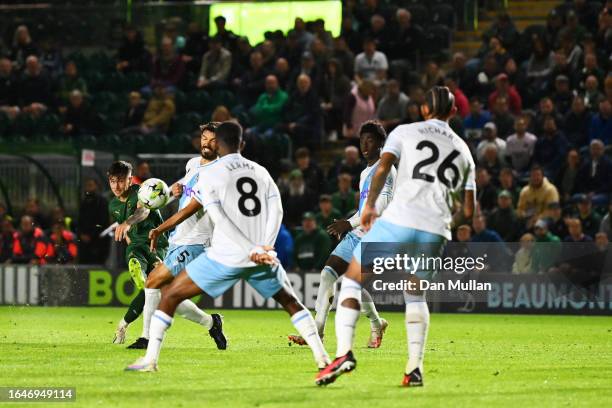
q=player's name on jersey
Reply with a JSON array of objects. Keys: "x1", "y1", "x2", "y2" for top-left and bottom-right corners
[
  {"x1": 417, "y1": 123, "x2": 454, "y2": 140},
  {"x1": 225, "y1": 160, "x2": 255, "y2": 172},
  {"x1": 372, "y1": 279, "x2": 492, "y2": 292}
]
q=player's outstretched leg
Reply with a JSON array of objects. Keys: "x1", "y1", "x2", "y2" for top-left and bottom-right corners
[
  {"x1": 127, "y1": 264, "x2": 173, "y2": 349},
  {"x1": 273, "y1": 288, "x2": 330, "y2": 370},
  {"x1": 402, "y1": 290, "x2": 429, "y2": 387},
  {"x1": 125, "y1": 270, "x2": 206, "y2": 372},
  {"x1": 316, "y1": 258, "x2": 362, "y2": 386},
  {"x1": 114, "y1": 289, "x2": 145, "y2": 344},
  {"x1": 362, "y1": 289, "x2": 388, "y2": 348}
]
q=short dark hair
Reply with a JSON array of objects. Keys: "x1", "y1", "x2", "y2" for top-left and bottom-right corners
[
  {"x1": 295, "y1": 147, "x2": 310, "y2": 159},
  {"x1": 359, "y1": 120, "x2": 386, "y2": 143},
  {"x1": 200, "y1": 121, "x2": 220, "y2": 133},
  {"x1": 216, "y1": 121, "x2": 242, "y2": 150},
  {"x1": 214, "y1": 15, "x2": 226, "y2": 24},
  {"x1": 107, "y1": 161, "x2": 133, "y2": 178},
  {"x1": 425, "y1": 86, "x2": 455, "y2": 119}
]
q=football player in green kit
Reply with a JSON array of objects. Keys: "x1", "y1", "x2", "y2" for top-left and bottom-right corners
[{"x1": 107, "y1": 160, "x2": 169, "y2": 345}]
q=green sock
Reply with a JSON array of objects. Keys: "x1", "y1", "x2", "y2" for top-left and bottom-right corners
[{"x1": 124, "y1": 290, "x2": 145, "y2": 324}]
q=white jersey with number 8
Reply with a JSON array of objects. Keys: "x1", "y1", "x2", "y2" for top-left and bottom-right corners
[
  {"x1": 193, "y1": 153, "x2": 282, "y2": 267},
  {"x1": 380, "y1": 118, "x2": 476, "y2": 240}
]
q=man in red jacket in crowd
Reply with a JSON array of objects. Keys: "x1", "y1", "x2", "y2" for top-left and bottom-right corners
[
  {"x1": 46, "y1": 221, "x2": 78, "y2": 264},
  {"x1": 12, "y1": 215, "x2": 48, "y2": 264}
]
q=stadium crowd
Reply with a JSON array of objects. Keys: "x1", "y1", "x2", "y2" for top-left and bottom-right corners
[{"x1": 0, "y1": 0, "x2": 611, "y2": 275}]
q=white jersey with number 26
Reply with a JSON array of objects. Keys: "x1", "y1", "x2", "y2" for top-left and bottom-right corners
[
  {"x1": 380, "y1": 119, "x2": 476, "y2": 240},
  {"x1": 194, "y1": 153, "x2": 282, "y2": 267}
]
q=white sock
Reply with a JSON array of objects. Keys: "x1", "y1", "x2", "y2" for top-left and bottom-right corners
[
  {"x1": 405, "y1": 294, "x2": 430, "y2": 374},
  {"x1": 291, "y1": 309, "x2": 330, "y2": 368},
  {"x1": 118, "y1": 318, "x2": 128, "y2": 329},
  {"x1": 335, "y1": 278, "x2": 361, "y2": 357},
  {"x1": 314, "y1": 266, "x2": 338, "y2": 335},
  {"x1": 361, "y1": 289, "x2": 382, "y2": 330},
  {"x1": 142, "y1": 288, "x2": 161, "y2": 339},
  {"x1": 144, "y1": 310, "x2": 173, "y2": 364},
  {"x1": 176, "y1": 300, "x2": 213, "y2": 329}
]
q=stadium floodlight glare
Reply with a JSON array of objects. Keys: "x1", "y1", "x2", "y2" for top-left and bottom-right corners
[{"x1": 209, "y1": 1, "x2": 342, "y2": 44}]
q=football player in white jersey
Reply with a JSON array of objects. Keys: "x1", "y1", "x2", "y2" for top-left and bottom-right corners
[
  {"x1": 288, "y1": 121, "x2": 396, "y2": 348},
  {"x1": 126, "y1": 121, "x2": 330, "y2": 373},
  {"x1": 124, "y1": 122, "x2": 227, "y2": 351},
  {"x1": 316, "y1": 86, "x2": 476, "y2": 386}
]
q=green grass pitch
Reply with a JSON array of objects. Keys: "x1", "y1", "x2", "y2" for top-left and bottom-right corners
[{"x1": 1, "y1": 307, "x2": 612, "y2": 407}]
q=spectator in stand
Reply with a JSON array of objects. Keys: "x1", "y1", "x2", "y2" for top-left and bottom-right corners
[
  {"x1": 534, "y1": 96, "x2": 564, "y2": 135},
  {"x1": 366, "y1": 14, "x2": 392, "y2": 54},
  {"x1": 78, "y1": 178, "x2": 109, "y2": 264},
  {"x1": 213, "y1": 15, "x2": 238, "y2": 52},
  {"x1": 122, "y1": 92, "x2": 146, "y2": 130},
  {"x1": 449, "y1": 52, "x2": 470, "y2": 92},
  {"x1": 234, "y1": 51, "x2": 268, "y2": 108},
  {"x1": 328, "y1": 145, "x2": 364, "y2": 190},
  {"x1": 293, "y1": 212, "x2": 332, "y2": 271},
  {"x1": 131, "y1": 161, "x2": 151, "y2": 185},
  {"x1": 39, "y1": 39, "x2": 62, "y2": 80},
  {"x1": 23, "y1": 198, "x2": 49, "y2": 230},
  {"x1": 559, "y1": 27, "x2": 583, "y2": 72},
  {"x1": 116, "y1": 25, "x2": 151, "y2": 73},
  {"x1": 315, "y1": 194, "x2": 342, "y2": 231},
  {"x1": 575, "y1": 139, "x2": 612, "y2": 197},
  {"x1": 249, "y1": 74, "x2": 288, "y2": 133},
  {"x1": 295, "y1": 147, "x2": 324, "y2": 195},
  {"x1": 534, "y1": 116, "x2": 568, "y2": 176},
  {"x1": 343, "y1": 79, "x2": 375, "y2": 142},
  {"x1": 261, "y1": 40, "x2": 278, "y2": 71},
  {"x1": 331, "y1": 171, "x2": 357, "y2": 217},
  {"x1": 573, "y1": 194, "x2": 602, "y2": 239},
  {"x1": 480, "y1": 145, "x2": 503, "y2": 180},
  {"x1": 61, "y1": 90, "x2": 99, "y2": 137},
  {"x1": 320, "y1": 58, "x2": 351, "y2": 139},
  {"x1": 149, "y1": 36, "x2": 185, "y2": 93},
  {"x1": 477, "y1": 122, "x2": 507, "y2": 163},
  {"x1": 181, "y1": 22, "x2": 208, "y2": 74},
  {"x1": 12, "y1": 215, "x2": 47, "y2": 265},
  {"x1": 532, "y1": 218, "x2": 561, "y2": 273},
  {"x1": 388, "y1": 8, "x2": 422, "y2": 66},
  {"x1": 564, "y1": 95, "x2": 592, "y2": 148},
  {"x1": 282, "y1": 169, "x2": 317, "y2": 228},
  {"x1": 525, "y1": 36, "x2": 554, "y2": 98},
  {"x1": 552, "y1": 75, "x2": 574, "y2": 115},
  {"x1": 444, "y1": 76, "x2": 469, "y2": 118},
  {"x1": 0, "y1": 57, "x2": 17, "y2": 116},
  {"x1": 488, "y1": 190, "x2": 522, "y2": 242},
  {"x1": 211, "y1": 105, "x2": 233, "y2": 122},
  {"x1": 589, "y1": 99, "x2": 612, "y2": 144},
  {"x1": 464, "y1": 97, "x2": 492, "y2": 142},
  {"x1": 512, "y1": 233, "x2": 535, "y2": 274},
  {"x1": 499, "y1": 167, "x2": 521, "y2": 203},
  {"x1": 140, "y1": 84, "x2": 175, "y2": 134},
  {"x1": 545, "y1": 201, "x2": 569, "y2": 240},
  {"x1": 489, "y1": 73, "x2": 522, "y2": 115},
  {"x1": 56, "y1": 61, "x2": 87, "y2": 105},
  {"x1": 584, "y1": 75, "x2": 605, "y2": 112},
  {"x1": 517, "y1": 165, "x2": 560, "y2": 223},
  {"x1": 273, "y1": 57, "x2": 291, "y2": 90},
  {"x1": 197, "y1": 36, "x2": 232, "y2": 89},
  {"x1": 491, "y1": 96, "x2": 515, "y2": 138},
  {"x1": 600, "y1": 202, "x2": 612, "y2": 240},
  {"x1": 274, "y1": 223, "x2": 294, "y2": 270},
  {"x1": 11, "y1": 25, "x2": 37, "y2": 70},
  {"x1": 45, "y1": 221, "x2": 77, "y2": 264},
  {"x1": 16, "y1": 55, "x2": 52, "y2": 112},
  {"x1": 564, "y1": 218, "x2": 593, "y2": 242},
  {"x1": 0, "y1": 217, "x2": 15, "y2": 264},
  {"x1": 354, "y1": 37, "x2": 388, "y2": 86},
  {"x1": 402, "y1": 101, "x2": 423, "y2": 124},
  {"x1": 376, "y1": 79, "x2": 408, "y2": 132},
  {"x1": 476, "y1": 167, "x2": 498, "y2": 213},
  {"x1": 282, "y1": 74, "x2": 322, "y2": 149},
  {"x1": 555, "y1": 149, "x2": 581, "y2": 202},
  {"x1": 484, "y1": 13, "x2": 520, "y2": 54},
  {"x1": 506, "y1": 116, "x2": 537, "y2": 172},
  {"x1": 579, "y1": 53, "x2": 605, "y2": 92},
  {"x1": 471, "y1": 215, "x2": 504, "y2": 243},
  {"x1": 340, "y1": 14, "x2": 362, "y2": 55},
  {"x1": 473, "y1": 54, "x2": 500, "y2": 102},
  {"x1": 331, "y1": 36, "x2": 355, "y2": 79},
  {"x1": 292, "y1": 17, "x2": 314, "y2": 51},
  {"x1": 420, "y1": 61, "x2": 444, "y2": 91}
]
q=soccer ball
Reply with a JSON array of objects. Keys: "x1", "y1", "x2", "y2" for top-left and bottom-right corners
[{"x1": 137, "y1": 178, "x2": 169, "y2": 210}]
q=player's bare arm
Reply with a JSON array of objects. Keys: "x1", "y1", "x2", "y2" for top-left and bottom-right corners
[
  {"x1": 114, "y1": 204, "x2": 150, "y2": 242},
  {"x1": 361, "y1": 152, "x2": 396, "y2": 231},
  {"x1": 149, "y1": 198, "x2": 202, "y2": 251}
]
